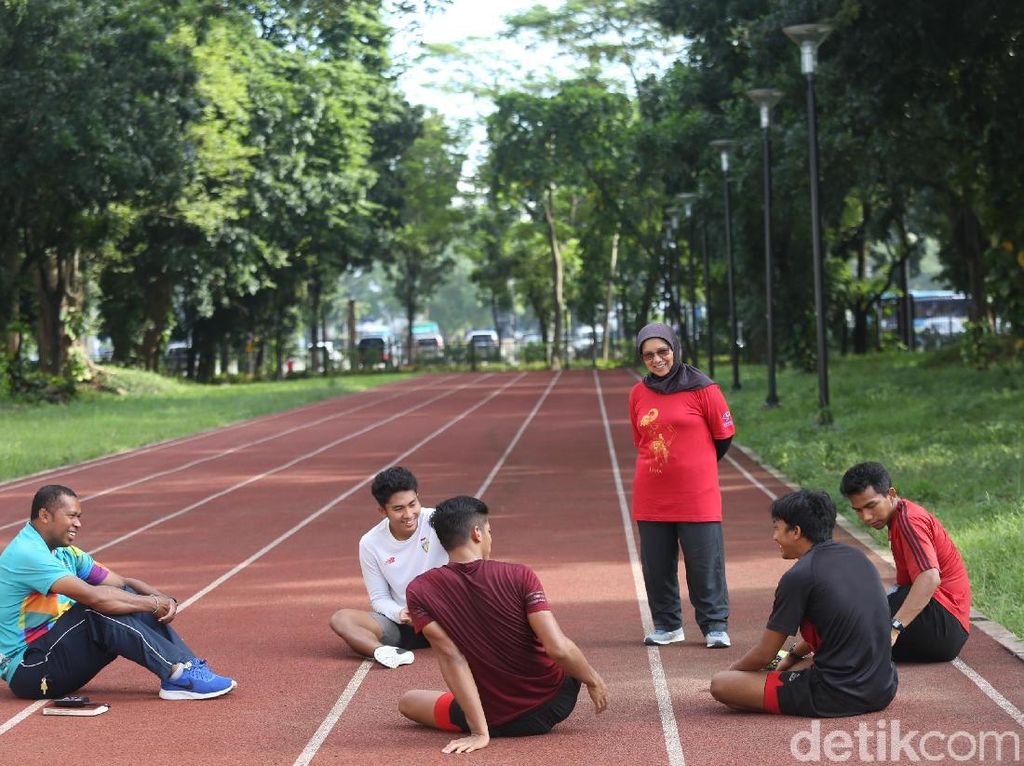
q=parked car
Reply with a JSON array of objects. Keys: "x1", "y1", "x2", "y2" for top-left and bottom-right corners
[
  {"x1": 463, "y1": 329, "x2": 500, "y2": 362},
  {"x1": 414, "y1": 333, "x2": 445, "y2": 358},
  {"x1": 464, "y1": 329, "x2": 498, "y2": 349},
  {"x1": 357, "y1": 336, "x2": 391, "y2": 369}
]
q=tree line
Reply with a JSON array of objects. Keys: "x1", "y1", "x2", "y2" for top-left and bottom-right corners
[
  {"x1": 0, "y1": 0, "x2": 462, "y2": 392},
  {"x1": 2, "y1": 0, "x2": 1021, "y2": 394},
  {"x1": 472, "y1": 0, "x2": 1023, "y2": 371}
]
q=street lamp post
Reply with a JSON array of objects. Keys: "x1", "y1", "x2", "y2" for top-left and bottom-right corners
[
  {"x1": 784, "y1": 22, "x2": 832, "y2": 416},
  {"x1": 700, "y1": 217, "x2": 715, "y2": 378},
  {"x1": 709, "y1": 139, "x2": 741, "y2": 391},
  {"x1": 747, "y1": 88, "x2": 784, "y2": 408},
  {"x1": 677, "y1": 192, "x2": 700, "y2": 368}
]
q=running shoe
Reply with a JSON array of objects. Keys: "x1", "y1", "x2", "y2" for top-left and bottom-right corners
[
  {"x1": 373, "y1": 645, "x2": 415, "y2": 669},
  {"x1": 159, "y1": 659, "x2": 237, "y2": 700},
  {"x1": 705, "y1": 630, "x2": 732, "y2": 648},
  {"x1": 643, "y1": 628, "x2": 685, "y2": 646}
]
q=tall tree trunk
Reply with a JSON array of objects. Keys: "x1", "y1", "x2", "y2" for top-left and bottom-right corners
[
  {"x1": 542, "y1": 186, "x2": 564, "y2": 371},
  {"x1": 949, "y1": 202, "x2": 992, "y2": 328},
  {"x1": 601, "y1": 229, "x2": 620, "y2": 362},
  {"x1": 851, "y1": 201, "x2": 871, "y2": 355},
  {"x1": 34, "y1": 247, "x2": 78, "y2": 376},
  {"x1": 140, "y1": 274, "x2": 173, "y2": 371},
  {"x1": 309, "y1": 275, "x2": 321, "y2": 373}
]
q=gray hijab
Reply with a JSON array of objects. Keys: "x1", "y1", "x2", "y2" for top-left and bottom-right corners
[{"x1": 636, "y1": 322, "x2": 713, "y2": 394}]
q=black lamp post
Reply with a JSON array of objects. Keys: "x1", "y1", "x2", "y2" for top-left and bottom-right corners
[
  {"x1": 700, "y1": 215, "x2": 715, "y2": 378},
  {"x1": 677, "y1": 192, "x2": 700, "y2": 368},
  {"x1": 747, "y1": 88, "x2": 783, "y2": 408},
  {"x1": 709, "y1": 139, "x2": 740, "y2": 391},
  {"x1": 784, "y1": 22, "x2": 832, "y2": 415}
]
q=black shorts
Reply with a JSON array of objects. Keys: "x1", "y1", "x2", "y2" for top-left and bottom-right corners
[
  {"x1": 888, "y1": 587, "x2": 969, "y2": 662},
  {"x1": 441, "y1": 676, "x2": 581, "y2": 737},
  {"x1": 764, "y1": 668, "x2": 896, "y2": 718},
  {"x1": 370, "y1": 613, "x2": 430, "y2": 650}
]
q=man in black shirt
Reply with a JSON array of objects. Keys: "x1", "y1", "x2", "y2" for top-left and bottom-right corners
[{"x1": 710, "y1": 489, "x2": 898, "y2": 717}]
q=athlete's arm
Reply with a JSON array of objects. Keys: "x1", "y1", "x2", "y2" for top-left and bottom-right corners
[
  {"x1": 774, "y1": 638, "x2": 814, "y2": 672},
  {"x1": 729, "y1": 629, "x2": 788, "y2": 672},
  {"x1": 421, "y1": 621, "x2": 490, "y2": 754},
  {"x1": 101, "y1": 571, "x2": 178, "y2": 623},
  {"x1": 49, "y1": 575, "x2": 176, "y2": 623},
  {"x1": 358, "y1": 543, "x2": 405, "y2": 623},
  {"x1": 892, "y1": 567, "x2": 941, "y2": 643},
  {"x1": 528, "y1": 610, "x2": 609, "y2": 713}
]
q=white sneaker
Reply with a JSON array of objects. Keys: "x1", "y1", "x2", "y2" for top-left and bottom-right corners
[
  {"x1": 644, "y1": 628, "x2": 685, "y2": 646},
  {"x1": 706, "y1": 630, "x2": 731, "y2": 648},
  {"x1": 373, "y1": 645, "x2": 415, "y2": 669}
]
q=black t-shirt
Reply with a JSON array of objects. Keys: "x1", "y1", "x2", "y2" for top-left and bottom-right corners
[{"x1": 768, "y1": 540, "x2": 898, "y2": 710}]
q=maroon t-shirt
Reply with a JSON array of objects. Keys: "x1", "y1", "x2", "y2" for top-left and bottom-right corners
[{"x1": 406, "y1": 559, "x2": 565, "y2": 726}]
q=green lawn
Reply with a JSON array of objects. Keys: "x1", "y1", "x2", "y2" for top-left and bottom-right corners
[
  {"x1": 0, "y1": 367, "x2": 409, "y2": 482},
  {"x1": 723, "y1": 350, "x2": 1024, "y2": 641}
]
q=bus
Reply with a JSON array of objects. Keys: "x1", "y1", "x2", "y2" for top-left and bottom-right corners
[{"x1": 880, "y1": 290, "x2": 969, "y2": 347}]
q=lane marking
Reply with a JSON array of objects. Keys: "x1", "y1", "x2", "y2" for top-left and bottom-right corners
[
  {"x1": 725, "y1": 451, "x2": 1024, "y2": 729},
  {"x1": 294, "y1": 370, "x2": 562, "y2": 766},
  {"x1": 0, "y1": 373, "x2": 521, "y2": 737},
  {"x1": 89, "y1": 376, "x2": 483, "y2": 556},
  {"x1": 594, "y1": 369, "x2": 685, "y2": 766},
  {"x1": 0, "y1": 376, "x2": 456, "y2": 532},
  {"x1": 0, "y1": 375, "x2": 427, "y2": 494}
]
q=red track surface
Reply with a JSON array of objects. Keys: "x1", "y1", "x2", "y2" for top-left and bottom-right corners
[{"x1": 1, "y1": 370, "x2": 1021, "y2": 765}]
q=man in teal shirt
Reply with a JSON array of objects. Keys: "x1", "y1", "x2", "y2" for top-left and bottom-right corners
[{"x1": 0, "y1": 485, "x2": 235, "y2": 700}]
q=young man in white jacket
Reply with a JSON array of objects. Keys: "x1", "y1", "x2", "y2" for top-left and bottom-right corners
[{"x1": 329, "y1": 467, "x2": 448, "y2": 668}]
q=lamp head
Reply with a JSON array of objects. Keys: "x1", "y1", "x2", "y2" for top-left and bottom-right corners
[
  {"x1": 676, "y1": 192, "x2": 698, "y2": 218},
  {"x1": 783, "y1": 23, "x2": 832, "y2": 74},
  {"x1": 747, "y1": 88, "x2": 784, "y2": 128},
  {"x1": 709, "y1": 139, "x2": 736, "y2": 173}
]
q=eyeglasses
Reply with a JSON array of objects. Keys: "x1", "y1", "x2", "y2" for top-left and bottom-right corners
[{"x1": 641, "y1": 346, "x2": 673, "y2": 363}]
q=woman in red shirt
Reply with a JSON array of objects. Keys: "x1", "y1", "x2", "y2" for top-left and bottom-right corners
[{"x1": 630, "y1": 322, "x2": 736, "y2": 648}]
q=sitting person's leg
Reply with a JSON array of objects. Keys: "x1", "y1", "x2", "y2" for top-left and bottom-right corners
[
  {"x1": 9, "y1": 602, "x2": 230, "y2": 700},
  {"x1": 889, "y1": 590, "x2": 968, "y2": 662},
  {"x1": 329, "y1": 608, "x2": 388, "y2": 657},
  {"x1": 709, "y1": 670, "x2": 772, "y2": 712},
  {"x1": 399, "y1": 689, "x2": 465, "y2": 732}
]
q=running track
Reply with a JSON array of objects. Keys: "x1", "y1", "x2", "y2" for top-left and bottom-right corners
[{"x1": 0, "y1": 371, "x2": 1021, "y2": 765}]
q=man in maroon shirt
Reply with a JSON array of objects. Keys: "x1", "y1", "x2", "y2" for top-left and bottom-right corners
[
  {"x1": 399, "y1": 495, "x2": 609, "y2": 754},
  {"x1": 840, "y1": 462, "x2": 971, "y2": 662}
]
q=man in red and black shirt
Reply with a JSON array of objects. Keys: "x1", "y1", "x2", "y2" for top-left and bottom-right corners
[
  {"x1": 841, "y1": 462, "x2": 971, "y2": 662},
  {"x1": 400, "y1": 495, "x2": 608, "y2": 754},
  {"x1": 709, "y1": 490, "x2": 897, "y2": 717}
]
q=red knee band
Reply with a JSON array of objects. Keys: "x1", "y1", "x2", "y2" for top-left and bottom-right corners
[{"x1": 433, "y1": 692, "x2": 461, "y2": 733}]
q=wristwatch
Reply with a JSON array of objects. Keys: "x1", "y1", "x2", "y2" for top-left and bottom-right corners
[{"x1": 891, "y1": 618, "x2": 905, "y2": 633}]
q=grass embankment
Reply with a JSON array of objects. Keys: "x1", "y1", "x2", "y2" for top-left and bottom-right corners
[
  {"x1": 724, "y1": 350, "x2": 1023, "y2": 641},
  {"x1": 0, "y1": 367, "x2": 409, "y2": 482}
]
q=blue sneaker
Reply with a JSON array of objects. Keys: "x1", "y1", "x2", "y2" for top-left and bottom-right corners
[
  {"x1": 159, "y1": 659, "x2": 237, "y2": 700},
  {"x1": 644, "y1": 627, "x2": 685, "y2": 646}
]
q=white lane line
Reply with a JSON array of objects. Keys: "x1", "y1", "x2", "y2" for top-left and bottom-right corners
[
  {"x1": 726, "y1": 452, "x2": 1024, "y2": 729},
  {"x1": 293, "y1": 371, "x2": 561, "y2": 766},
  {"x1": 0, "y1": 372, "x2": 430, "y2": 497},
  {"x1": 0, "y1": 701, "x2": 46, "y2": 736},
  {"x1": 0, "y1": 376, "x2": 454, "y2": 532},
  {"x1": 594, "y1": 369, "x2": 685, "y2": 766},
  {"x1": 89, "y1": 375, "x2": 486, "y2": 556},
  {"x1": 0, "y1": 373, "x2": 519, "y2": 738}
]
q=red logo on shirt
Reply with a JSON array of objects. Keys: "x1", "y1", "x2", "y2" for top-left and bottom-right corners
[
  {"x1": 385, "y1": 556, "x2": 396, "y2": 565},
  {"x1": 722, "y1": 410, "x2": 733, "y2": 427}
]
